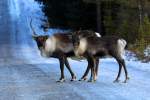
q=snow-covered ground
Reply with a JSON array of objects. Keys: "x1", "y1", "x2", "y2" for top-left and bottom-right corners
[{"x1": 0, "y1": 0, "x2": 149, "y2": 100}]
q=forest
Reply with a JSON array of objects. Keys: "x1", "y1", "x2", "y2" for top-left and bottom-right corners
[{"x1": 36, "y1": 0, "x2": 150, "y2": 60}]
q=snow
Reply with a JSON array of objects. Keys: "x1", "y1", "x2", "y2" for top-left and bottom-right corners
[
  {"x1": 5, "y1": 0, "x2": 150, "y2": 100},
  {"x1": 144, "y1": 46, "x2": 150, "y2": 57}
]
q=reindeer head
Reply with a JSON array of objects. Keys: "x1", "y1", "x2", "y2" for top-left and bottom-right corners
[
  {"x1": 30, "y1": 18, "x2": 49, "y2": 50},
  {"x1": 33, "y1": 35, "x2": 51, "y2": 57},
  {"x1": 33, "y1": 35, "x2": 49, "y2": 49},
  {"x1": 30, "y1": 18, "x2": 50, "y2": 57},
  {"x1": 71, "y1": 31, "x2": 80, "y2": 51},
  {"x1": 72, "y1": 30, "x2": 98, "y2": 51}
]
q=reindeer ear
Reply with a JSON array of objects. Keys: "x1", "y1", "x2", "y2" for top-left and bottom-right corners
[
  {"x1": 44, "y1": 35, "x2": 49, "y2": 40},
  {"x1": 32, "y1": 35, "x2": 38, "y2": 40}
]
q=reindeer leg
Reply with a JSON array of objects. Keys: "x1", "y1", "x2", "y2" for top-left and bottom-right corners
[
  {"x1": 93, "y1": 57, "x2": 97, "y2": 81},
  {"x1": 88, "y1": 65, "x2": 96, "y2": 82},
  {"x1": 121, "y1": 59, "x2": 129, "y2": 83},
  {"x1": 113, "y1": 62, "x2": 122, "y2": 83},
  {"x1": 57, "y1": 58, "x2": 65, "y2": 82},
  {"x1": 113, "y1": 57, "x2": 122, "y2": 83},
  {"x1": 79, "y1": 64, "x2": 90, "y2": 81},
  {"x1": 88, "y1": 67, "x2": 94, "y2": 82},
  {"x1": 95, "y1": 58, "x2": 99, "y2": 76},
  {"x1": 64, "y1": 57, "x2": 76, "y2": 81},
  {"x1": 88, "y1": 57, "x2": 96, "y2": 82},
  {"x1": 87, "y1": 57, "x2": 93, "y2": 82},
  {"x1": 79, "y1": 56, "x2": 95, "y2": 81},
  {"x1": 95, "y1": 58, "x2": 99, "y2": 79},
  {"x1": 83, "y1": 57, "x2": 98, "y2": 82}
]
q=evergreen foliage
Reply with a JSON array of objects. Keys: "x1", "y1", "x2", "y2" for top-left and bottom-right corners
[{"x1": 36, "y1": 0, "x2": 150, "y2": 59}]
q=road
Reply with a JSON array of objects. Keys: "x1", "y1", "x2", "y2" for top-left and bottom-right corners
[
  {"x1": 0, "y1": 0, "x2": 93, "y2": 99},
  {"x1": 0, "y1": 0, "x2": 150, "y2": 100}
]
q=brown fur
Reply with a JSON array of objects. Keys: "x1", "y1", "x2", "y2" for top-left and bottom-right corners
[{"x1": 74, "y1": 36, "x2": 129, "y2": 83}]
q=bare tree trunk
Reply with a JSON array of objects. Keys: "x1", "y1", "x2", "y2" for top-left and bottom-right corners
[
  {"x1": 96, "y1": 0, "x2": 101, "y2": 33},
  {"x1": 138, "y1": 0, "x2": 143, "y2": 26}
]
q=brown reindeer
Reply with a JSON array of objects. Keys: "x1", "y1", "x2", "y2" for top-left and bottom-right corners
[
  {"x1": 30, "y1": 19, "x2": 76, "y2": 82},
  {"x1": 72, "y1": 31, "x2": 101, "y2": 81},
  {"x1": 30, "y1": 19, "x2": 101, "y2": 82},
  {"x1": 72, "y1": 34, "x2": 129, "y2": 83}
]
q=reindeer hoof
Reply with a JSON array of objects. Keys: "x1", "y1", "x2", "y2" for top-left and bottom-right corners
[
  {"x1": 56, "y1": 78, "x2": 65, "y2": 83},
  {"x1": 79, "y1": 77, "x2": 87, "y2": 81},
  {"x1": 70, "y1": 76, "x2": 76, "y2": 81},
  {"x1": 122, "y1": 80, "x2": 127, "y2": 83},
  {"x1": 122, "y1": 79, "x2": 128, "y2": 83},
  {"x1": 113, "y1": 79, "x2": 120, "y2": 83},
  {"x1": 70, "y1": 78, "x2": 76, "y2": 81},
  {"x1": 88, "y1": 79, "x2": 96, "y2": 83},
  {"x1": 122, "y1": 77, "x2": 130, "y2": 83}
]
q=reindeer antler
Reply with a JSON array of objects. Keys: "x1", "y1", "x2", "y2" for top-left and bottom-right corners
[
  {"x1": 29, "y1": 17, "x2": 37, "y2": 36},
  {"x1": 43, "y1": 19, "x2": 50, "y2": 32}
]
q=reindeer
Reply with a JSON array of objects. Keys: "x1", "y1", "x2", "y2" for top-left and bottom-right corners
[
  {"x1": 30, "y1": 19, "x2": 101, "y2": 82},
  {"x1": 72, "y1": 34, "x2": 129, "y2": 83},
  {"x1": 30, "y1": 19, "x2": 76, "y2": 82},
  {"x1": 72, "y1": 31, "x2": 101, "y2": 81}
]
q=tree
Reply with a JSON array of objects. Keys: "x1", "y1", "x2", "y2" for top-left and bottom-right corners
[
  {"x1": 96, "y1": 0, "x2": 102, "y2": 33},
  {"x1": 83, "y1": 0, "x2": 103, "y2": 33}
]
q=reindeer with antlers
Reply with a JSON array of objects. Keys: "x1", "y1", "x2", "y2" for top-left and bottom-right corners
[{"x1": 30, "y1": 18, "x2": 101, "y2": 82}]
